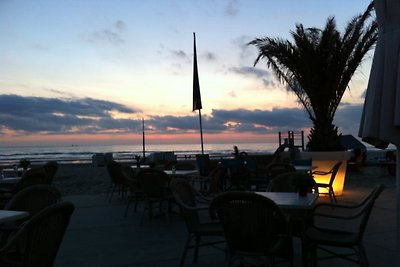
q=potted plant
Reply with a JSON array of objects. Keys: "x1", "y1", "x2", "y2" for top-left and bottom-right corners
[
  {"x1": 248, "y1": 3, "x2": 377, "y2": 195},
  {"x1": 292, "y1": 172, "x2": 316, "y2": 197}
]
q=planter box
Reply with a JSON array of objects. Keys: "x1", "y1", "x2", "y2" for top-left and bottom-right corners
[{"x1": 301, "y1": 151, "x2": 351, "y2": 196}]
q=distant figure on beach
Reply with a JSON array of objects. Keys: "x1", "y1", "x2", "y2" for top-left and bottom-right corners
[
  {"x1": 233, "y1": 145, "x2": 248, "y2": 159},
  {"x1": 233, "y1": 145, "x2": 239, "y2": 158}
]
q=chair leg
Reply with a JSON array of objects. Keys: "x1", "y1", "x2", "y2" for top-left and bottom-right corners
[
  {"x1": 124, "y1": 198, "x2": 131, "y2": 218},
  {"x1": 179, "y1": 235, "x2": 193, "y2": 267},
  {"x1": 108, "y1": 184, "x2": 116, "y2": 203},
  {"x1": 356, "y1": 244, "x2": 369, "y2": 267},
  {"x1": 193, "y1": 235, "x2": 200, "y2": 262},
  {"x1": 329, "y1": 187, "x2": 337, "y2": 203}
]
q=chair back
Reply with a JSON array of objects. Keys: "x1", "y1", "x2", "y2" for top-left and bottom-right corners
[
  {"x1": 312, "y1": 184, "x2": 384, "y2": 243},
  {"x1": 355, "y1": 184, "x2": 384, "y2": 240},
  {"x1": 0, "y1": 202, "x2": 74, "y2": 267},
  {"x1": 42, "y1": 161, "x2": 59, "y2": 183},
  {"x1": 196, "y1": 154, "x2": 211, "y2": 176},
  {"x1": 207, "y1": 165, "x2": 226, "y2": 194},
  {"x1": 170, "y1": 178, "x2": 202, "y2": 232},
  {"x1": 265, "y1": 163, "x2": 296, "y2": 179},
  {"x1": 267, "y1": 171, "x2": 316, "y2": 193},
  {"x1": 327, "y1": 161, "x2": 342, "y2": 186},
  {"x1": 14, "y1": 167, "x2": 50, "y2": 192},
  {"x1": 106, "y1": 160, "x2": 124, "y2": 184},
  {"x1": 137, "y1": 168, "x2": 170, "y2": 198},
  {"x1": 209, "y1": 191, "x2": 292, "y2": 257},
  {"x1": 4, "y1": 185, "x2": 62, "y2": 219}
]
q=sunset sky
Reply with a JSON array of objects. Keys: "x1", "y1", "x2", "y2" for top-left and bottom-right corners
[{"x1": 0, "y1": 0, "x2": 375, "y2": 147}]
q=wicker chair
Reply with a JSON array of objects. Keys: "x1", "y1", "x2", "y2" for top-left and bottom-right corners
[
  {"x1": 209, "y1": 191, "x2": 293, "y2": 267},
  {"x1": 191, "y1": 165, "x2": 226, "y2": 195},
  {"x1": 0, "y1": 167, "x2": 50, "y2": 208},
  {"x1": 170, "y1": 178, "x2": 224, "y2": 267},
  {"x1": 122, "y1": 165, "x2": 144, "y2": 216},
  {"x1": 267, "y1": 171, "x2": 317, "y2": 194},
  {"x1": 4, "y1": 184, "x2": 61, "y2": 218},
  {"x1": 255, "y1": 163, "x2": 296, "y2": 191},
  {"x1": 303, "y1": 184, "x2": 384, "y2": 267},
  {"x1": 106, "y1": 160, "x2": 130, "y2": 202},
  {"x1": 136, "y1": 168, "x2": 173, "y2": 224},
  {"x1": 0, "y1": 202, "x2": 74, "y2": 267},
  {"x1": 312, "y1": 161, "x2": 342, "y2": 203},
  {"x1": 0, "y1": 185, "x2": 62, "y2": 247}
]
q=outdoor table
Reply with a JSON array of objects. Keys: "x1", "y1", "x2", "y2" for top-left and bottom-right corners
[
  {"x1": 256, "y1": 191, "x2": 318, "y2": 265},
  {"x1": 1, "y1": 167, "x2": 25, "y2": 178},
  {"x1": 0, "y1": 177, "x2": 21, "y2": 185},
  {"x1": 0, "y1": 210, "x2": 29, "y2": 224},
  {"x1": 293, "y1": 165, "x2": 318, "y2": 173},
  {"x1": 164, "y1": 170, "x2": 198, "y2": 178},
  {"x1": 255, "y1": 192, "x2": 318, "y2": 210}
]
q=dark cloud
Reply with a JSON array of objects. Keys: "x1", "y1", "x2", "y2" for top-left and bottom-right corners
[
  {"x1": 171, "y1": 49, "x2": 188, "y2": 59},
  {"x1": 204, "y1": 52, "x2": 216, "y2": 61},
  {"x1": 225, "y1": 0, "x2": 239, "y2": 16},
  {"x1": 85, "y1": 20, "x2": 126, "y2": 45},
  {"x1": 0, "y1": 95, "x2": 139, "y2": 134},
  {"x1": 210, "y1": 108, "x2": 310, "y2": 133},
  {"x1": 229, "y1": 66, "x2": 270, "y2": 78},
  {"x1": 334, "y1": 103, "x2": 363, "y2": 134},
  {"x1": 0, "y1": 94, "x2": 363, "y2": 138}
]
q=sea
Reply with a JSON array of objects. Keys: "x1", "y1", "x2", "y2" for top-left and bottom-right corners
[
  {"x1": 0, "y1": 142, "x2": 279, "y2": 166},
  {"x1": 0, "y1": 142, "x2": 390, "y2": 166}
]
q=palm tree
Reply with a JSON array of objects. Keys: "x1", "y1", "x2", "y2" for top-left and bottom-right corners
[{"x1": 249, "y1": 3, "x2": 377, "y2": 151}]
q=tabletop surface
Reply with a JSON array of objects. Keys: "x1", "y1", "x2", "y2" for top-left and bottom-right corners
[
  {"x1": 255, "y1": 192, "x2": 318, "y2": 209},
  {"x1": 293, "y1": 165, "x2": 318, "y2": 172},
  {"x1": 0, "y1": 210, "x2": 29, "y2": 224},
  {"x1": 164, "y1": 170, "x2": 198, "y2": 176}
]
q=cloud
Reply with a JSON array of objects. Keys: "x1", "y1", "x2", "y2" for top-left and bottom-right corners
[
  {"x1": 171, "y1": 49, "x2": 188, "y2": 59},
  {"x1": 0, "y1": 95, "x2": 139, "y2": 135},
  {"x1": 0, "y1": 95, "x2": 363, "y2": 139},
  {"x1": 229, "y1": 66, "x2": 270, "y2": 78},
  {"x1": 225, "y1": 0, "x2": 239, "y2": 16},
  {"x1": 84, "y1": 20, "x2": 126, "y2": 45},
  {"x1": 334, "y1": 103, "x2": 363, "y2": 134}
]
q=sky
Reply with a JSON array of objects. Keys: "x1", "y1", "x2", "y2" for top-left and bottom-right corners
[{"x1": 0, "y1": 0, "x2": 375, "y2": 147}]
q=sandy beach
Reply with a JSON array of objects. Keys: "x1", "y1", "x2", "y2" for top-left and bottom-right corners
[{"x1": 49, "y1": 162, "x2": 396, "y2": 197}]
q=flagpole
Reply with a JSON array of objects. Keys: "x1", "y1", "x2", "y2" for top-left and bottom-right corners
[
  {"x1": 198, "y1": 109, "x2": 204, "y2": 155},
  {"x1": 142, "y1": 118, "x2": 146, "y2": 160}
]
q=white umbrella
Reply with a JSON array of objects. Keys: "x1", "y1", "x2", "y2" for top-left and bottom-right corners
[{"x1": 358, "y1": 0, "x2": 400, "y2": 264}]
